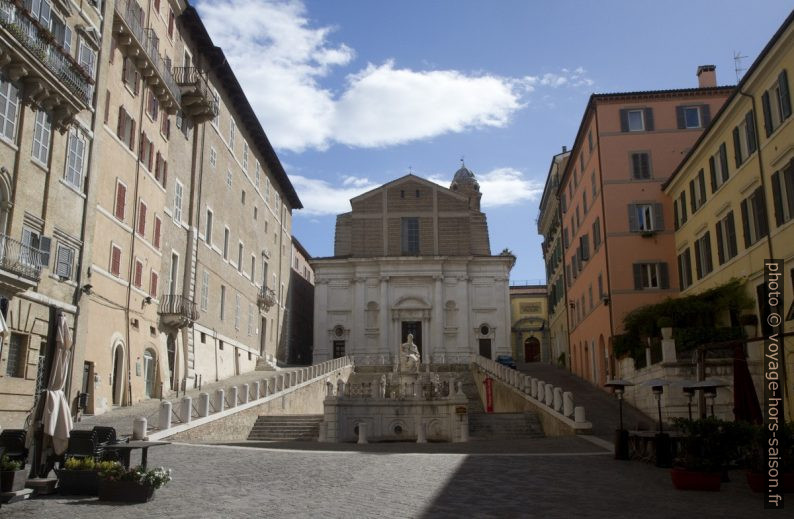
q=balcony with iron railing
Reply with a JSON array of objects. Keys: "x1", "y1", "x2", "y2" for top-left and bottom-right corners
[
  {"x1": 0, "y1": 0, "x2": 94, "y2": 130},
  {"x1": 158, "y1": 294, "x2": 199, "y2": 328},
  {"x1": 172, "y1": 66, "x2": 218, "y2": 123},
  {"x1": 0, "y1": 233, "x2": 42, "y2": 293},
  {"x1": 113, "y1": 0, "x2": 179, "y2": 113},
  {"x1": 257, "y1": 286, "x2": 277, "y2": 311}
]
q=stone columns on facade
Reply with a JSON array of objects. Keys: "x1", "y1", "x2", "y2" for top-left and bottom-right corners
[
  {"x1": 380, "y1": 276, "x2": 390, "y2": 355},
  {"x1": 432, "y1": 274, "x2": 443, "y2": 364}
]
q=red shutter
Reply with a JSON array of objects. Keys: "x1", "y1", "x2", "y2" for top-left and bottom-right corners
[
  {"x1": 137, "y1": 201, "x2": 146, "y2": 235},
  {"x1": 117, "y1": 107, "x2": 125, "y2": 138},
  {"x1": 150, "y1": 271, "x2": 159, "y2": 297},
  {"x1": 134, "y1": 260, "x2": 143, "y2": 288},
  {"x1": 111, "y1": 246, "x2": 121, "y2": 276},
  {"x1": 162, "y1": 161, "x2": 167, "y2": 187},
  {"x1": 115, "y1": 182, "x2": 126, "y2": 220},
  {"x1": 168, "y1": 11, "x2": 175, "y2": 37},
  {"x1": 154, "y1": 152, "x2": 161, "y2": 181},
  {"x1": 148, "y1": 141, "x2": 154, "y2": 171},
  {"x1": 154, "y1": 216, "x2": 161, "y2": 249},
  {"x1": 128, "y1": 118, "x2": 136, "y2": 151}
]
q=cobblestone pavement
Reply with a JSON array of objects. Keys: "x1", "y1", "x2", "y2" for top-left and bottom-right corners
[{"x1": 2, "y1": 438, "x2": 773, "y2": 518}]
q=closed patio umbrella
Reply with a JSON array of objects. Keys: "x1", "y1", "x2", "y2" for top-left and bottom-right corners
[
  {"x1": 0, "y1": 309, "x2": 9, "y2": 358},
  {"x1": 41, "y1": 312, "x2": 73, "y2": 454}
]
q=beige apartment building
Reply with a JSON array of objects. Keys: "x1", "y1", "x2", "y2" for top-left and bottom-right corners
[
  {"x1": 0, "y1": 0, "x2": 301, "y2": 425},
  {"x1": 0, "y1": 0, "x2": 102, "y2": 428},
  {"x1": 537, "y1": 148, "x2": 571, "y2": 367}
]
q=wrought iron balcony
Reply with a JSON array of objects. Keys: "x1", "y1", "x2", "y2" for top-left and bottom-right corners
[
  {"x1": 0, "y1": 233, "x2": 42, "y2": 286},
  {"x1": 113, "y1": 0, "x2": 179, "y2": 113},
  {"x1": 257, "y1": 286, "x2": 277, "y2": 311},
  {"x1": 158, "y1": 294, "x2": 199, "y2": 328},
  {"x1": 172, "y1": 66, "x2": 218, "y2": 123},
  {"x1": 0, "y1": 0, "x2": 93, "y2": 130}
]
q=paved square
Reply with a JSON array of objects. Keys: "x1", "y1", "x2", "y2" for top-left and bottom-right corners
[{"x1": 2, "y1": 439, "x2": 772, "y2": 518}]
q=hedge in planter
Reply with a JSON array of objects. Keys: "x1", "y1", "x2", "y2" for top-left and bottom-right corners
[
  {"x1": 0, "y1": 455, "x2": 26, "y2": 493},
  {"x1": 56, "y1": 457, "x2": 119, "y2": 495},
  {"x1": 97, "y1": 463, "x2": 172, "y2": 503}
]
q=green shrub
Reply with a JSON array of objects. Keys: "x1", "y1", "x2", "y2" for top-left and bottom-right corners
[{"x1": 1, "y1": 455, "x2": 22, "y2": 471}]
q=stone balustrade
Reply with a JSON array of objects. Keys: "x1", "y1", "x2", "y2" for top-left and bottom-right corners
[{"x1": 140, "y1": 356, "x2": 354, "y2": 438}]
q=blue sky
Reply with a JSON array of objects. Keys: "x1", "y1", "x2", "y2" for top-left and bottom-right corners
[{"x1": 196, "y1": 0, "x2": 792, "y2": 281}]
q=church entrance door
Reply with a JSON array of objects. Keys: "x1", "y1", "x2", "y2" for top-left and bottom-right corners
[
  {"x1": 401, "y1": 321, "x2": 422, "y2": 358},
  {"x1": 479, "y1": 338, "x2": 492, "y2": 359}
]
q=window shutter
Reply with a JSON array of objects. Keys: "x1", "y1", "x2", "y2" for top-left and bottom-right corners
[
  {"x1": 677, "y1": 254, "x2": 685, "y2": 290},
  {"x1": 772, "y1": 171, "x2": 784, "y2": 226},
  {"x1": 698, "y1": 170, "x2": 707, "y2": 204},
  {"x1": 762, "y1": 91, "x2": 773, "y2": 137},
  {"x1": 673, "y1": 200, "x2": 679, "y2": 230},
  {"x1": 111, "y1": 246, "x2": 121, "y2": 276},
  {"x1": 745, "y1": 110, "x2": 757, "y2": 154},
  {"x1": 641, "y1": 153, "x2": 650, "y2": 178},
  {"x1": 154, "y1": 217, "x2": 161, "y2": 249},
  {"x1": 117, "y1": 107, "x2": 124, "y2": 137},
  {"x1": 676, "y1": 106, "x2": 685, "y2": 129},
  {"x1": 784, "y1": 161, "x2": 794, "y2": 216},
  {"x1": 653, "y1": 203, "x2": 663, "y2": 231},
  {"x1": 39, "y1": 236, "x2": 51, "y2": 267},
  {"x1": 779, "y1": 70, "x2": 791, "y2": 119},
  {"x1": 633, "y1": 264, "x2": 643, "y2": 290},
  {"x1": 163, "y1": 161, "x2": 168, "y2": 187},
  {"x1": 704, "y1": 232, "x2": 713, "y2": 273},
  {"x1": 681, "y1": 191, "x2": 687, "y2": 223},
  {"x1": 689, "y1": 180, "x2": 696, "y2": 213},
  {"x1": 700, "y1": 104, "x2": 711, "y2": 126},
  {"x1": 719, "y1": 143, "x2": 728, "y2": 179},
  {"x1": 138, "y1": 201, "x2": 146, "y2": 235},
  {"x1": 732, "y1": 127, "x2": 742, "y2": 168},
  {"x1": 715, "y1": 220, "x2": 725, "y2": 265},
  {"x1": 115, "y1": 183, "x2": 126, "y2": 220},
  {"x1": 150, "y1": 271, "x2": 158, "y2": 297},
  {"x1": 727, "y1": 211, "x2": 738, "y2": 258},
  {"x1": 148, "y1": 141, "x2": 154, "y2": 171},
  {"x1": 55, "y1": 246, "x2": 73, "y2": 278},
  {"x1": 741, "y1": 199, "x2": 751, "y2": 248},
  {"x1": 755, "y1": 188, "x2": 769, "y2": 238},
  {"x1": 128, "y1": 118, "x2": 136, "y2": 151},
  {"x1": 694, "y1": 239, "x2": 703, "y2": 279},
  {"x1": 630, "y1": 153, "x2": 640, "y2": 179},
  {"x1": 659, "y1": 262, "x2": 669, "y2": 289},
  {"x1": 134, "y1": 261, "x2": 143, "y2": 288},
  {"x1": 628, "y1": 204, "x2": 638, "y2": 232},
  {"x1": 709, "y1": 156, "x2": 717, "y2": 192},
  {"x1": 619, "y1": 109, "x2": 629, "y2": 132},
  {"x1": 684, "y1": 249, "x2": 692, "y2": 286},
  {"x1": 644, "y1": 108, "x2": 654, "y2": 131}
]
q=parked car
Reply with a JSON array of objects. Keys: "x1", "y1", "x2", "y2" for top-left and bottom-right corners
[{"x1": 496, "y1": 355, "x2": 516, "y2": 369}]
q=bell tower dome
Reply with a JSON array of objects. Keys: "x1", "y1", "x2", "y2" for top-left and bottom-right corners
[{"x1": 450, "y1": 160, "x2": 482, "y2": 211}]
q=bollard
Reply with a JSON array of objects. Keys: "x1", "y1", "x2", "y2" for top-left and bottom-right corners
[
  {"x1": 159, "y1": 401, "x2": 172, "y2": 430},
  {"x1": 241, "y1": 384, "x2": 250, "y2": 404},
  {"x1": 198, "y1": 392, "x2": 210, "y2": 417},
  {"x1": 357, "y1": 423, "x2": 368, "y2": 444},
  {"x1": 215, "y1": 388, "x2": 225, "y2": 413},
  {"x1": 133, "y1": 417, "x2": 147, "y2": 440},
  {"x1": 416, "y1": 421, "x2": 427, "y2": 443},
  {"x1": 180, "y1": 396, "x2": 192, "y2": 424},
  {"x1": 545, "y1": 384, "x2": 554, "y2": 407},
  {"x1": 574, "y1": 406, "x2": 586, "y2": 424},
  {"x1": 229, "y1": 386, "x2": 238, "y2": 408},
  {"x1": 563, "y1": 392, "x2": 574, "y2": 418},
  {"x1": 458, "y1": 421, "x2": 469, "y2": 443},
  {"x1": 553, "y1": 387, "x2": 563, "y2": 413}
]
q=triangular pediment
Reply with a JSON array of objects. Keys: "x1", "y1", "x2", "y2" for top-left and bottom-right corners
[{"x1": 349, "y1": 174, "x2": 468, "y2": 203}]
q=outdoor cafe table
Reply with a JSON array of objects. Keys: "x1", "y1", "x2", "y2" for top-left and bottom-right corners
[{"x1": 105, "y1": 441, "x2": 170, "y2": 470}]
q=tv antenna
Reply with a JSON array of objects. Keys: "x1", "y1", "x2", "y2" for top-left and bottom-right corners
[{"x1": 733, "y1": 51, "x2": 748, "y2": 82}]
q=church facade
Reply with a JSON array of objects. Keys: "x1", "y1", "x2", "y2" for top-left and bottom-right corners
[{"x1": 311, "y1": 168, "x2": 514, "y2": 365}]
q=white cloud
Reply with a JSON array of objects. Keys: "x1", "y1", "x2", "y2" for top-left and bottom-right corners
[
  {"x1": 289, "y1": 174, "x2": 378, "y2": 215},
  {"x1": 197, "y1": 1, "x2": 592, "y2": 152},
  {"x1": 422, "y1": 168, "x2": 544, "y2": 208}
]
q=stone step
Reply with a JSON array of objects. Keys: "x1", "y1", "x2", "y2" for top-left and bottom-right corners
[{"x1": 248, "y1": 414, "x2": 323, "y2": 441}]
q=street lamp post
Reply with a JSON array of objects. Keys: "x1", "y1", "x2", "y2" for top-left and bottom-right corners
[
  {"x1": 643, "y1": 378, "x2": 671, "y2": 468},
  {"x1": 605, "y1": 379, "x2": 634, "y2": 460}
]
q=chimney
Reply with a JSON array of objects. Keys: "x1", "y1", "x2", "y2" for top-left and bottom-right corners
[
  {"x1": 697, "y1": 65, "x2": 717, "y2": 88},
  {"x1": 562, "y1": 145, "x2": 567, "y2": 153}
]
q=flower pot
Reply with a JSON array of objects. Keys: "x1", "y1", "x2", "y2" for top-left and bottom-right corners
[
  {"x1": 0, "y1": 469, "x2": 27, "y2": 492},
  {"x1": 56, "y1": 469, "x2": 99, "y2": 495},
  {"x1": 670, "y1": 467, "x2": 722, "y2": 491},
  {"x1": 747, "y1": 471, "x2": 794, "y2": 493},
  {"x1": 98, "y1": 479, "x2": 156, "y2": 503},
  {"x1": 661, "y1": 327, "x2": 673, "y2": 340}
]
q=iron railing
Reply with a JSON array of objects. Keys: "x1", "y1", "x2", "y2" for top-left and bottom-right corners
[
  {"x1": 0, "y1": 0, "x2": 92, "y2": 104},
  {"x1": 158, "y1": 294, "x2": 199, "y2": 321},
  {"x1": 172, "y1": 66, "x2": 219, "y2": 117},
  {"x1": 0, "y1": 233, "x2": 43, "y2": 280},
  {"x1": 114, "y1": 0, "x2": 180, "y2": 102}
]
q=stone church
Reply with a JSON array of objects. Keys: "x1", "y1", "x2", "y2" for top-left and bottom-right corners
[{"x1": 311, "y1": 166, "x2": 514, "y2": 365}]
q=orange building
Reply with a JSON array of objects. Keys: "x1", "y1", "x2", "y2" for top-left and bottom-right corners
[{"x1": 559, "y1": 69, "x2": 732, "y2": 386}]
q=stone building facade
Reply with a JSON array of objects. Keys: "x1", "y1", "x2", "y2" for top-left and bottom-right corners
[
  {"x1": 312, "y1": 169, "x2": 514, "y2": 365},
  {"x1": 508, "y1": 284, "x2": 548, "y2": 363},
  {"x1": 282, "y1": 237, "x2": 313, "y2": 365},
  {"x1": 0, "y1": 0, "x2": 300, "y2": 426},
  {"x1": 537, "y1": 148, "x2": 571, "y2": 368}
]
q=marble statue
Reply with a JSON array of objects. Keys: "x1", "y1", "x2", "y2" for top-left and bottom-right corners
[{"x1": 399, "y1": 333, "x2": 421, "y2": 372}]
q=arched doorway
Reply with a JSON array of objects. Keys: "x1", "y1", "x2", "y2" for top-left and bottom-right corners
[
  {"x1": 524, "y1": 337, "x2": 541, "y2": 362},
  {"x1": 111, "y1": 343, "x2": 125, "y2": 406},
  {"x1": 167, "y1": 333, "x2": 177, "y2": 390},
  {"x1": 143, "y1": 349, "x2": 157, "y2": 398}
]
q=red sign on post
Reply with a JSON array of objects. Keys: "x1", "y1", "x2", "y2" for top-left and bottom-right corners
[{"x1": 484, "y1": 376, "x2": 494, "y2": 413}]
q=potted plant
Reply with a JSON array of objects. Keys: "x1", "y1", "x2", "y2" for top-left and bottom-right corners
[
  {"x1": 657, "y1": 317, "x2": 674, "y2": 340},
  {"x1": 0, "y1": 455, "x2": 26, "y2": 493},
  {"x1": 98, "y1": 464, "x2": 172, "y2": 503},
  {"x1": 740, "y1": 314, "x2": 758, "y2": 339},
  {"x1": 746, "y1": 422, "x2": 794, "y2": 493},
  {"x1": 671, "y1": 417, "x2": 743, "y2": 491},
  {"x1": 56, "y1": 457, "x2": 119, "y2": 495}
]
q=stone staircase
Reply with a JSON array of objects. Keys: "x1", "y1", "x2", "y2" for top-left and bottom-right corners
[
  {"x1": 461, "y1": 375, "x2": 544, "y2": 440},
  {"x1": 247, "y1": 415, "x2": 323, "y2": 441}
]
